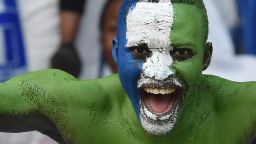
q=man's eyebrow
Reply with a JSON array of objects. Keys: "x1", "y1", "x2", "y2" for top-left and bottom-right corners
[
  {"x1": 171, "y1": 42, "x2": 196, "y2": 48},
  {"x1": 128, "y1": 43, "x2": 149, "y2": 49}
]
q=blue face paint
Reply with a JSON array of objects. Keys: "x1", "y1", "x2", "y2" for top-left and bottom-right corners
[{"x1": 113, "y1": 0, "x2": 143, "y2": 117}]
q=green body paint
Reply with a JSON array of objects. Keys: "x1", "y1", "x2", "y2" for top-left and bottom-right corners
[
  {"x1": 0, "y1": 70, "x2": 255, "y2": 144},
  {"x1": 0, "y1": 2, "x2": 256, "y2": 144}
]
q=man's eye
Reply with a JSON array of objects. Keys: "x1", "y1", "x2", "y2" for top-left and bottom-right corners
[
  {"x1": 129, "y1": 44, "x2": 151, "y2": 60},
  {"x1": 170, "y1": 48, "x2": 193, "y2": 61}
]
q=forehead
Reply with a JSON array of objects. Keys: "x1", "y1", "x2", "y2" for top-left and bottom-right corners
[
  {"x1": 171, "y1": 4, "x2": 207, "y2": 49},
  {"x1": 125, "y1": 2, "x2": 206, "y2": 50},
  {"x1": 126, "y1": 2, "x2": 173, "y2": 49}
]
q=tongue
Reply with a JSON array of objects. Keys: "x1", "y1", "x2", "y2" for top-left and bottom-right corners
[{"x1": 148, "y1": 95, "x2": 171, "y2": 113}]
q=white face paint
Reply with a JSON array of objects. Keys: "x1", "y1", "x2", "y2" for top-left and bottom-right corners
[
  {"x1": 126, "y1": 1, "x2": 174, "y2": 81},
  {"x1": 126, "y1": 1, "x2": 173, "y2": 49},
  {"x1": 126, "y1": 1, "x2": 179, "y2": 135},
  {"x1": 140, "y1": 104, "x2": 179, "y2": 135}
]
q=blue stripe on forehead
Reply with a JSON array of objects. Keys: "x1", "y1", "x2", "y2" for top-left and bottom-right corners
[
  {"x1": 117, "y1": 0, "x2": 136, "y2": 44},
  {"x1": 116, "y1": 0, "x2": 140, "y2": 116}
]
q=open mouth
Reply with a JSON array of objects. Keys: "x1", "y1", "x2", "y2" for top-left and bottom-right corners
[{"x1": 139, "y1": 84, "x2": 182, "y2": 120}]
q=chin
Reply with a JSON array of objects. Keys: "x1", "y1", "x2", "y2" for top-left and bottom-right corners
[{"x1": 137, "y1": 74, "x2": 183, "y2": 135}]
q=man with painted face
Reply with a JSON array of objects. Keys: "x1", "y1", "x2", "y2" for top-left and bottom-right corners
[{"x1": 0, "y1": 0, "x2": 256, "y2": 143}]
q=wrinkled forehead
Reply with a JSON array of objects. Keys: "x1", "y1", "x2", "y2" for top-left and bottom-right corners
[{"x1": 126, "y1": 1, "x2": 174, "y2": 49}]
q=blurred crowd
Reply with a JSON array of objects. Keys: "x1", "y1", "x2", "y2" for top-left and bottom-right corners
[{"x1": 0, "y1": 0, "x2": 255, "y2": 143}]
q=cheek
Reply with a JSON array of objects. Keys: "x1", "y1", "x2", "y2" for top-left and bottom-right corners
[
  {"x1": 172, "y1": 58, "x2": 202, "y2": 86},
  {"x1": 117, "y1": 47, "x2": 143, "y2": 114},
  {"x1": 118, "y1": 49, "x2": 143, "y2": 81}
]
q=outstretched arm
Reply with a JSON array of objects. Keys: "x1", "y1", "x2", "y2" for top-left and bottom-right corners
[
  {"x1": 0, "y1": 77, "x2": 38, "y2": 132},
  {"x1": 0, "y1": 69, "x2": 75, "y2": 143},
  {"x1": 51, "y1": 0, "x2": 86, "y2": 77},
  {"x1": 0, "y1": 69, "x2": 123, "y2": 143}
]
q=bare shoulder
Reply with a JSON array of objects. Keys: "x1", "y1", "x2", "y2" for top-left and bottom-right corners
[
  {"x1": 201, "y1": 75, "x2": 256, "y2": 141},
  {"x1": 80, "y1": 74, "x2": 127, "y2": 110},
  {"x1": 201, "y1": 74, "x2": 256, "y2": 115},
  {"x1": 201, "y1": 74, "x2": 256, "y2": 93}
]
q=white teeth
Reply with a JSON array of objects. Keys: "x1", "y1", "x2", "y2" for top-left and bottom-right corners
[
  {"x1": 144, "y1": 88, "x2": 175, "y2": 94},
  {"x1": 153, "y1": 89, "x2": 159, "y2": 94},
  {"x1": 160, "y1": 89, "x2": 165, "y2": 94}
]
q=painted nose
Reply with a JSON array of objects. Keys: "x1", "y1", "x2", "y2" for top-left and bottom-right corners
[{"x1": 143, "y1": 51, "x2": 174, "y2": 80}]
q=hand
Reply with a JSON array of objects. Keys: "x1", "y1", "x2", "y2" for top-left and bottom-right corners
[{"x1": 51, "y1": 43, "x2": 81, "y2": 77}]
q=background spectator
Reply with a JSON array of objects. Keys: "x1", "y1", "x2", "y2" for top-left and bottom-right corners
[
  {"x1": 51, "y1": 0, "x2": 86, "y2": 77},
  {"x1": 99, "y1": 0, "x2": 121, "y2": 76}
]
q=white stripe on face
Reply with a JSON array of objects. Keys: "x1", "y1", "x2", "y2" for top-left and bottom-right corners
[
  {"x1": 126, "y1": 1, "x2": 175, "y2": 81},
  {"x1": 126, "y1": 1, "x2": 174, "y2": 49},
  {"x1": 126, "y1": 1, "x2": 178, "y2": 135}
]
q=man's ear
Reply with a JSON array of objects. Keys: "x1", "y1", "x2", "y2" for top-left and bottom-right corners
[
  {"x1": 112, "y1": 38, "x2": 119, "y2": 64},
  {"x1": 202, "y1": 42, "x2": 213, "y2": 71}
]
